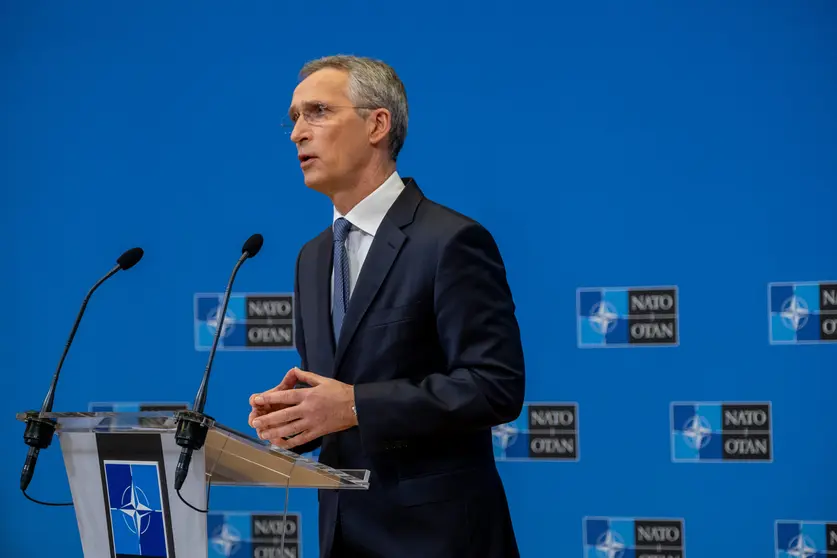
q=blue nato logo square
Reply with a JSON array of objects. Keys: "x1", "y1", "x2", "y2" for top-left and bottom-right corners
[
  {"x1": 491, "y1": 415, "x2": 529, "y2": 460},
  {"x1": 769, "y1": 282, "x2": 822, "y2": 344},
  {"x1": 775, "y1": 520, "x2": 834, "y2": 558},
  {"x1": 577, "y1": 288, "x2": 630, "y2": 347},
  {"x1": 208, "y1": 512, "x2": 252, "y2": 558},
  {"x1": 104, "y1": 461, "x2": 168, "y2": 558},
  {"x1": 583, "y1": 517, "x2": 636, "y2": 558},
  {"x1": 671, "y1": 403, "x2": 723, "y2": 462},
  {"x1": 194, "y1": 294, "x2": 247, "y2": 350}
]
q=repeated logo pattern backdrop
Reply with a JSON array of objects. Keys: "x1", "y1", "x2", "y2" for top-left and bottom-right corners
[{"x1": 3, "y1": 3, "x2": 836, "y2": 557}]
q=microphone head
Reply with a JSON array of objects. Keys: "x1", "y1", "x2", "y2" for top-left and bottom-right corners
[
  {"x1": 242, "y1": 234, "x2": 263, "y2": 258},
  {"x1": 116, "y1": 247, "x2": 144, "y2": 270}
]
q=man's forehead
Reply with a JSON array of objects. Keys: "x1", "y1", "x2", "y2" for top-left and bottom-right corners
[{"x1": 290, "y1": 68, "x2": 350, "y2": 106}]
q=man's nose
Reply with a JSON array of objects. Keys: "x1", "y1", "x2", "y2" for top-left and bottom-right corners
[{"x1": 290, "y1": 118, "x2": 310, "y2": 144}]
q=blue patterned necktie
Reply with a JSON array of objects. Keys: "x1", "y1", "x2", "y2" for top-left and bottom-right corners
[{"x1": 332, "y1": 217, "x2": 352, "y2": 341}]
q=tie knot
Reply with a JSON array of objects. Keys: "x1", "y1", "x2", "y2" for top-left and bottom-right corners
[{"x1": 333, "y1": 217, "x2": 352, "y2": 242}]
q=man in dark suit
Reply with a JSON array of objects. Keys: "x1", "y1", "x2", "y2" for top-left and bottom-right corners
[{"x1": 248, "y1": 55, "x2": 525, "y2": 558}]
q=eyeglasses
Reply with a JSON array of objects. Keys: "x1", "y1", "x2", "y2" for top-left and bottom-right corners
[{"x1": 281, "y1": 101, "x2": 378, "y2": 134}]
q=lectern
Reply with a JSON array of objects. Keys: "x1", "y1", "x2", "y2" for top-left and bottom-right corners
[{"x1": 16, "y1": 409, "x2": 370, "y2": 558}]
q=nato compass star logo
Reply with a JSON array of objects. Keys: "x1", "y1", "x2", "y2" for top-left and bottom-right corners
[
  {"x1": 206, "y1": 303, "x2": 238, "y2": 338},
  {"x1": 194, "y1": 293, "x2": 296, "y2": 351},
  {"x1": 682, "y1": 414, "x2": 713, "y2": 450},
  {"x1": 210, "y1": 522, "x2": 242, "y2": 557},
  {"x1": 119, "y1": 482, "x2": 154, "y2": 535},
  {"x1": 104, "y1": 461, "x2": 168, "y2": 556},
  {"x1": 577, "y1": 286, "x2": 678, "y2": 347},
  {"x1": 194, "y1": 293, "x2": 246, "y2": 349},
  {"x1": 206, "y1": 511, "x2": 303, "y2": 558},
  {"x1": 589, "y1": 301, "x2": 619, "y2": 335},
  {"x1": 775, "y1": 520, "x2": 837, "y2": 558},
  {"x1": 672, "y1": 401, "x2": 773, "y2": 462},
  {"x1": 786, "y1": 534, "x2": 817, "y2": 558},
  {"x1": 584, "y1": 517, "x2": 685, "y2": 558},
  {"x1": 780, "y1": 295, "x2": 809, "y2": 331},
  {"x1": 595, "y1": 530, "x2": 626, "y2": 558},
  {"x1": 769, "y1": 281, "x2": 837, "y2": 344},
  {"x1": 491, "y1": 422, "x2": 519, "y2": 455}
]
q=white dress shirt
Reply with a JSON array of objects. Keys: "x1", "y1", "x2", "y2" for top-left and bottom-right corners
[{"x1": 331, "y1": 171, "x2": 405, "y2": 306}]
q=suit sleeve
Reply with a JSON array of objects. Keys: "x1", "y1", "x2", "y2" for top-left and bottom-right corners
[
  {"x1": 293, "y1": 249, "x2": 309, "y2": 372},
  {"x1": 352, "y1": 222, "x2": 525, "y2": 450},
  {"x1": 289, "y1": 247, "x2": 323, "y2": 455}
]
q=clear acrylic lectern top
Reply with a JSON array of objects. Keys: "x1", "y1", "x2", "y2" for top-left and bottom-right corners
[{"x1": 15, "y1": 409, "x2": 370, "y2": 490}]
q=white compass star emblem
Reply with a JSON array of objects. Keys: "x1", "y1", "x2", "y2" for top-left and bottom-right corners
[
  {"x1": 120, "y1": 483, "x2": 153, "y2": 535},
  {"x1": 210, "y1": 523, "x2": 242, "y2": 557},
  {"x1": 780, "y1": 295, "x2": 809, "y2": 331},
  {"x1": 492, "y1": 422, "x2": 519, "y2": 454},
  {"x1": 207, "y1": 304, "x2": 237, "y2": 338},
  {"x1": 589, "y1": 301, "x2": 619, "y2": 334},
  {"x1": 595, "y1": 530, "x2": 625, "y2": 558},
  {"x1": 683, "y1": 415, "x2": 712, "y2": 450},
  {"x1": 787, "y1": 534, "x2": 816, "y2": 558}
]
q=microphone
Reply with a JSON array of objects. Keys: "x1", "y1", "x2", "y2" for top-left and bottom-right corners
[
  {"x1": 20, "y1": 247, "x2": 144, "y2": 499},
  {"x1": 173, "y1": 234, "x2": 263, "y2": 495}
]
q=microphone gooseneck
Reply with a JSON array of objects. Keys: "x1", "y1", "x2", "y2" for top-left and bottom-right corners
[
  {"x1": 173, "y1": 234, "x2": 263, "y2": 498},
  {"x1": 20, "y1": 247, "x2": 144, "y2": 502}
]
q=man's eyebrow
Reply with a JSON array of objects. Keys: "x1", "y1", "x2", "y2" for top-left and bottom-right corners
[{"x1": 288, "y1": 100, "x2": 327, "y2": 116}]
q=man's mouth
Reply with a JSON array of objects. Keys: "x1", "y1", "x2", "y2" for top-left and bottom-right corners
[{"x1": 299, "y1": 154, "x2": 317, "y2": 163}]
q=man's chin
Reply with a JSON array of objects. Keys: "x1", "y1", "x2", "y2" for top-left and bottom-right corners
[
  {"x1": 301, "y1": 171, "x2": 321, "y2": 189},
  {"x1": 302, "y1": 171, "x2": 336, "y2": 195}
]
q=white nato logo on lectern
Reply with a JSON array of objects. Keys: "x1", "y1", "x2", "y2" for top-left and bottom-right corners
[{"x1": 119, "y1": 483, "x2": 153, "y2": 535}]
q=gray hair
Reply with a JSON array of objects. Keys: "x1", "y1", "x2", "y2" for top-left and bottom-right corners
[{"x1": 299, "y1": 55, "x2": 408, "y2": 161}]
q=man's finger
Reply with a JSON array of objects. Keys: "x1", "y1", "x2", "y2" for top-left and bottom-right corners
[
  {"x1": 291, "y1": 368, "x2": 323, "y2": 386},
  {"x1": 253, "y1": 404, "x2": 304, "y2": 429},
  {"x1": 278, "y1": 427, "x2": 318, "y2": 450},
  {"x1": 254, "y1": 388, "x2": 306, "y2": 407},
  {"x1": 276, "y1": 367, "x2": 304, "y2": 390},
  {"x1": 249, "y1": 373, "x2": 299, "y2": 406},
  {"x1": 261, "y1": 418, "x2": 308, "y2": 442},
  {"x1": 249, "y1": 390, "x2": 277, "y2": 407},
  {"x1": 248, "y1": 406, "x2": 272, "y2": 427}
]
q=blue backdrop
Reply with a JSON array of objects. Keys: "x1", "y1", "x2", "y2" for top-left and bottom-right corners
[{"x1": 3, "y1": 2, "x2": 835, "y2": 557}]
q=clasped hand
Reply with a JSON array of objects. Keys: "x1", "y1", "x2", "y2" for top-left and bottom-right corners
[{"x1": 248, "y1": 367, "x2": 357, "y2": 450}]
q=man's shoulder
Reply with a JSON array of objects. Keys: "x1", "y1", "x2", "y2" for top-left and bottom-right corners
[
  {"x1": 412, "y1": 194, "x2": 497, "y2": 251},
  {"x1": 415, "y1": 193, "x2": 484, "y2": 232}
]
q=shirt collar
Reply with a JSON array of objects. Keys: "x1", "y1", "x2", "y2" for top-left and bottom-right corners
[{"x1": 332, "y1": 171, "x2": 405, "y2": 236}]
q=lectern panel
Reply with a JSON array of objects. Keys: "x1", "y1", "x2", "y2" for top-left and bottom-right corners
[
  {"x1": 15, "y1": 410, "x2": 369, "y2": 558},
  {"x1": 58, "y1": 430, "x2": 207, "y2": 558}
]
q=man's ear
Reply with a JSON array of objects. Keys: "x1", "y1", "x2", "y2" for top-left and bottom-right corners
[{"x1": 368, "y1": 108, "x2": 392, "y2": 146}]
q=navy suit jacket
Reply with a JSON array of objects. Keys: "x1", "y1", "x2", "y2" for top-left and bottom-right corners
[{"x1": 293, "y1": 178, "x2": 525, "y2": 558}]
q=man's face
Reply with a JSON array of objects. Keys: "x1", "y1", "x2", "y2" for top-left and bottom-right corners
[{"x1": 288, "y1": 68, "x2": 372, "y2": 194}]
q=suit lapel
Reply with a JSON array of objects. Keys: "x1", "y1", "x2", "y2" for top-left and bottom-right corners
[
  {"x1": 312, "y1": 229, "x2": 336, "y2": 373},
  {"x1": 333, "y1": 179, "x2": 423, "y2": 373}
]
